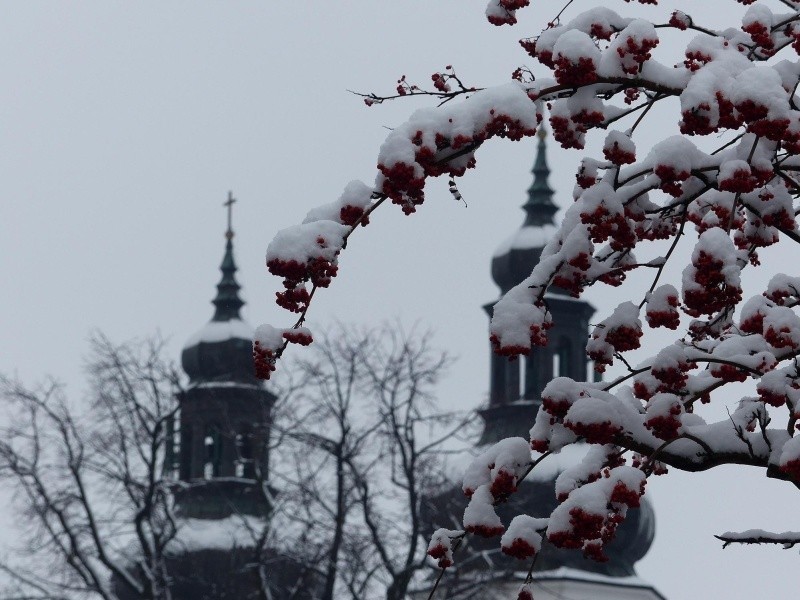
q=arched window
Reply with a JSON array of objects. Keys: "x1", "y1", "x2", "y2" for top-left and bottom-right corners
[
  {"x1": 552, "y1": 338, "x2": 571, "y2": 378},
  {"x1": 235, "y1": 426, "x2": 254, "y2": 478},
  {"x1": 204, "y1": 425, "x2": 222, "y2": 479},
  {"x1": 558, "y1": 339, "x2": 571, "y2": 377}
]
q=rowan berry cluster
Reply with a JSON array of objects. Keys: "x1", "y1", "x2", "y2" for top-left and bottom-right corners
[
  {"x1": 253, "y1": 341, "x2": 276, "y2": 380},
  {"x1": 683, "y1": 251, "x2": 742, "y2": 317}
]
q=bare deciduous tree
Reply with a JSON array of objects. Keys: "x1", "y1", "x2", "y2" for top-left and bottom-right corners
[
  {"x1": 269, "y1": 323, "x2": 472, "y2": 600},
  {"x1": 1, "y1": 324, "x2": 467, "y2": 600},
  {"x1": 0, "y1": 333, "x2": 180, "y2": 600}
]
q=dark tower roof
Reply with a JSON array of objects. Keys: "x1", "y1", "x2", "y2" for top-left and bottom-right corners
[
  {"x1": 524, "y1": 128, "x2": 559, "y2": 226},
  {"x1": 181, "y1": 193, "x2": 256, "y2": 384},
  {"x1": 491, "y1": 129, "x2": 559, "y2": 294},
  {"x1": 212, "y1": 235, "x2": 245, "y2": 322}
]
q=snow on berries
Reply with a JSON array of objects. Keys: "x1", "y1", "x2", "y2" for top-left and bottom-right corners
[
  {"x1": 757, "y1": 367, "x2": 800, "y2": 408},
  {"x1": 777, "y1": 420, "x2": 800, "y2": 478},
  {"x1": 547, "y1": 466, "x2": 645, "y2": 559},
  {"x1": 765, "y1": 274, "x2": 800, "y2": 305},
  {"x1": 606, "y1": 19, "x2": 658, "y2": 76},
  {"x1": 516, "y1": 584, "x2": 535, "y2": 600},
  {"x1": 266, "y1": 220, "x2": 347, "y2": 290},
  {"x1": 484, "y1": 0, "x2": 529, "y2": 26},
  {"x1": 463, "y1": 484, "x2": 505, "y2": 538},
  {"x1": 427, "y1": 528, "x2": 463, "y2": 568},
  {"x1": 555, "y1": 444, "x2": 621, "y2": 501},
  {"x1": 586, "y1": 301, "x2": 643, "y2": 372},
  {"x1": 462, "y1": 437, "x2": 532, "y2": 499},
  {"x1": 563, "y1": 393, "x2": 625, "y2": 444},
  {"x1": 377, "y1": 82, "x2": 539, "y2": 213},
  {"x1": 718, "y1": 160, "x2": 758, "y2": 194},
  {"x1": 603, "y1": 130, "x2": 636, "y2": 165},
  {"x1": 500, "y1": 515, "x2": 548, "y2": 559},
  {"x1": 646, "y1": 284, "x2": 680, "y2": 329},
  {"x1": 303, "y1": 180, "x2": 374, "y2": 227},
  {"x1": 252, "y1": 325, "x2": 310, "y2": 379},
  {"x1": 552, "y1": 30, "x2": 601, "y2": 86},
  {"x1": 682, "y1": 228, "x2": 742, "y2": 317},
  {"x1": 644, "y1": 393, "x2": 684, "y2": 440}
]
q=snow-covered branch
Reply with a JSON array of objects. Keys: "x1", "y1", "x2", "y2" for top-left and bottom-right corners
[{"x1": 259, "y1": 0, "x2": 800, "y2": 593}]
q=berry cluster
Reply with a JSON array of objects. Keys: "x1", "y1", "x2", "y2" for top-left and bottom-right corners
[
  {"x1": 709, "y1": 363, "x2": 749, "y2": 383},
  {"x1": 485, "y1": 0, "x2": 529, "y2": 26},
  {"x1": 742, "y1": 19, "x2": 775, "y2": 55},
  {"x1": 465, "y1": 521, "x2": 505, "y2": 538},
  {"x1": 646, "y1": 289, "x2": 680, "y2": 330},
  {"x1": 253, "y1": 341, "x2": 276, "y2": 380},
  {"x1": 683, "y1": 250, "x2": 742, "y2": 317},
  {"x1": 781, "y1": 458, "x2": 800, "y2": 482},
  {"x1": 339, "y1": 204, "x2": 368, "y2": 227},
  {"x1": 517, "y1": 586, "x2": 534, "y2": 600},
  {"x1": 609, "y1": 479, "x2": 645, "y2": 508},
  {"x1": 564, "y1": 419, "x2": 623, "y2": 444},
  {"x1": 669, "y1": 10, "x2": 690, "y2": 30},
  {"x1": 645, "y1": 401, "x2": 683, "y2": 440},
  {"x1": 501, "y1": 537, "x2": 537, "y2": 559},
  {"x1": 490, "y1": 317, "x2": 553, "y2": 357},
  {"x1": 654, "y1": 164, "x2": 691, "y2": 197},
  {"x1": 603, "y1": 139, "x2": 636, "y2": 165},
  {"x1": 683, "y1": 50, "x2": 712, "y2": 72},
  {"x1": 554, "y1": 55, "x2": 598, "y2": 86},
  {"x1": 550, "y1": 108, "x2": 605, "y2": 150},
  {"x1": 489, "y1": 467, "x2": 518, "y2": 499},
  {"x1": 581, "y1": 205, "x2": 635, "y2": 251},
  {"x1": 275, "y1": 284, "x2": 311, "y2": 313},
  {"x1": 615, "y1": 32, "x2": 659, "y2": 75},
  {"x1": 377, "y1": 161, "x2": 425, "y2": 214},
  {"x1": 282, "y1": 329, "x2": 313, "y2": 346},
  {"x1": 426, "y1": 542, "x2": 452, "y2": 568},
  {"x1": 431, "y1": 72, "x2": 449, "y2": 92}
]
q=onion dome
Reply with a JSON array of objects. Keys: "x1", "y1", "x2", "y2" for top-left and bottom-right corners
[
  {"x1": 181, "y1": 196, "x2": 256, "y2": 384},
  {"x1": 491, "y1": 128, "x2": 559, "y2": 294}
]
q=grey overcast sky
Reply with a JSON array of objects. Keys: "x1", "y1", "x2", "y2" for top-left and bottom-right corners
[{"x1": 1, "y1": 2, "x2": 799, "y2": 598}]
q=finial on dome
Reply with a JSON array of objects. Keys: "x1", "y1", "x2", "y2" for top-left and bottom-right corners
[{"x1": 212, "y1": 192, "x2": 244, "y2": 322}]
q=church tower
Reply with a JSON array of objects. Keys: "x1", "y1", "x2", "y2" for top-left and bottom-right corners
[
  {"x1": 481, "y1": 129, "x2": 596, "y2": 445},
  {"x1": 176, "y1": 193, "x2": 275, "y2": 517},
  {"x1": 164, "y1": 194, "x2": 316, "y2": 599},
  {"x1": 421, "y1": 134, "x2": 663, "y2": 600}
]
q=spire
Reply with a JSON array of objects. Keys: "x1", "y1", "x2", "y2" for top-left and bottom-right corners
[
  {"x1": 522, "y1": 128, "x2": 558, "y2": 226},
  {"x1": 212, "y1": 192, "x2": 244, "y2": 321}
]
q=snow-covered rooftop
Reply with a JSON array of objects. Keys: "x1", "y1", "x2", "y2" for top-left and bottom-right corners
[
  {"x1": 493, "y1": 224, "x2": 558, "y2": 258},
  {"x1": 169, "y1": 515, "x2": 266, "y2": 553},
  {"x1": 183, "y1": 318, "x2": 254, "y2": 350}
]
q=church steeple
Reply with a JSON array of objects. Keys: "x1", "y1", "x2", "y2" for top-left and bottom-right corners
[
  {"x1": 482, "y1": 134, "x2": 595, "y2": 443},
  {"x1": 212, "y1": 192, "x2": 244, "y2": 322},
  {"x1": 181, "y1": 193, "x2": 256, "y2": 385},
  {"x1": 177, "y1": 192, "x2": 276, "y2": 491},
  {"x1": 523, "y1": 128, "x2": 558, "y2": 227}
]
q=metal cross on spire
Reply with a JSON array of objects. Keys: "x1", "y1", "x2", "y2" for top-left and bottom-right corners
[{"x1": 224, "y1": 191, "x2": 236, "y2": 240}]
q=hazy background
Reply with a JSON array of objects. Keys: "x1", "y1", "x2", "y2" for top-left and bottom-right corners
[{"x1": 1, "y1": 1, "x2": 799, "y2": 598}]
